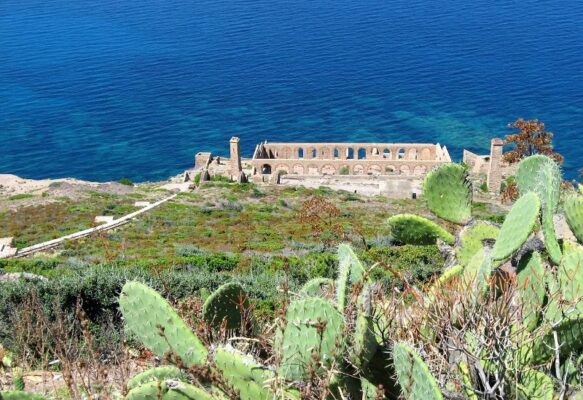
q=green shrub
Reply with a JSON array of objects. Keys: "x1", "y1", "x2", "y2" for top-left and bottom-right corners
[
  {"x1": 118, "y1": 178, "x2": 134, "y2": 186},
  {"x1": 8, "y1": 194, "x2": 33, "y2": 200},
  {"x1": 339, "y1": 166, "x2": 350, "y2": 175}
]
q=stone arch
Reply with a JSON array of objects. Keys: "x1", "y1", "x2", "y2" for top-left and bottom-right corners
[
  {"x1": 358, "y1": 148, "x2": 367, "y2": 160},
  {"x1": 400, "y1": 165, "x2": 410, "y2": 175},
  {"x1": 298, "y1": 148, "x2": 305, "y2": 159},
  {"x1": 420, "y1": 148, "x2": 431, "y2": 160},
  {"x1": 353, "y1": 164, "x2": 365, "y2": 175},
  {"x1": 307, "y1": 164, "x2": 319, "y2": 175},
  {"x1": 384, "y1": 165, "x2": 396, "y2": 174},
  {"x1": 371, "y1": 147, "x2": 380, "y2": 156},
  {"x1": 319, "y1": 147, "x2": 327, "y2": 159},
  {"x1": 321, "y1": 164, "x2": 336, "y2": 175},
  {"x1": 397, "y1": 148, "x2": 406, "y2": 160},
  {"x1": 347, "y1": 148, "x2": 355, "y2": 159},
  {"x1": 413, "y1": 165, "x2": 426, "y2": 175},
  {"x1": 383, "y1": 148, "x2": 391, "y2": 159},
  {"x1": 261, "y1": 164, "x2": 273, "y2": 174},
  {"x1": 339, "y1": 164, "x2": 350, "y2": 175},
  {"x1": 333, "y1": 147, "x2": 340, "y2": 159},
  {"x1": 292, "y1": 164, "x2": 304, "y2": 174},
  {"x1": 367, "y1": 165, "x2": 382, "y2": 176},
  {"x1": 310, "y1": 148, "x2": 317, "y2": 159},
  {"x1": 408, "y1": 148, "x2": 417, "y2": 160},
  {"x1": 275, "y1": 164, "x2": 290, "y2": 174}
]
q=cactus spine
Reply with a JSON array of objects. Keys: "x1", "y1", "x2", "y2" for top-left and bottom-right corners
[{"x1": 423, "y1": 163, "x2": 472, "y2": 224}]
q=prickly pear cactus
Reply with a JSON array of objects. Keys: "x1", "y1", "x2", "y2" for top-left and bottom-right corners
[
  {"x1": 462, "y1": 248, "x2": 493, "y2": 294},
  {"x1": 516, "y1": 369, "x2": 554, "y2": 400},
  {"x1": 0, "y1": 392, "x2": 46, "y2": 400},
  {"x1": 564, "y1": 194, "x2": 583, "y2": 244},
  {"x1": 336, "y1": 243, "x2": 368, "y2": 312},
  {"x1": 423, "y1": 163, "x2": 472, "y2": 224},
  {"x1": 213, "y1": 346, "x2": 298, "y2": 400},
  {"x1": 392, "y1": 342, "x2": 443, "y2": 400},
  {"x1": 275, "y1": 297, "x2": 344, "y2": 381},
  {"x1": 516, "y1": 155, "x2": 562, "y2": 264},
  {"x1": 349, "y1": 285, "x2": 378, "y2": 370},
  {"x1": 556, "y1": 242, "x2": 583, "y2": 316},
  {"x1": 458, "y1": 362, "x2": 478, "y2": 400},
  {"x1": 201, "y1": 282, "x2": 247, "y2": 330},
  {"x1": 516, "y1": 252, "x2": 545, "y2": 331},
  {"x1": 388, "y1": 214, "x2": 454, "y2": 246},
  {"x1": 491, "y1": 192, "x2": 540, "y2": 261},
  {"x1": 300, "y1": 278, "x2": 333, "y2": 298},
  {"x1": 126, "y1": 380, "x2": 213, "y2": 400},
  {"x1": 516, "y1": 155, "x2": 561, "y2": 214},
  {"x1": 127, "y1": 366, "x2": 190, "y2": 390},
  {"x1": 360, "y1": 377, "x2": 381, "y2": 400},
  {"x1": 119, "y1": 282, "x2": 208, "y2": 367},
  {"x1": 456, "y1": 222, "x2": 499, "y2": 268}
]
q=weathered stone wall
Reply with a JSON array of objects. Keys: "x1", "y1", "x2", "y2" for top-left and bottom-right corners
[
  {"x1": 279, "y1": 174, "x2": 423, "y2": 198},
  {"x1": 251, "y1": 142, "x2": 451, "y2": 177},
  {"x1": 194, "y1": 152, "x2": 213, "y2": 170}
]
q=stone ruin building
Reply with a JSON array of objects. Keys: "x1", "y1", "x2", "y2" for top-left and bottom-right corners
[{"x1": 193, "y1": 137, "x2": 511, "y2": 199}]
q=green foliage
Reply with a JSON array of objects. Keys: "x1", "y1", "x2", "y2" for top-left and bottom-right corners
[
  {"x1": 516, "y1": 369, "x2": 554, "y2": 400},
  {"x1": 349, "y1": 285, "x2": 377, "y2": 370},
  {"x1": 127, "y1": 366, "x2": 190, "y2": 390},
  {"x1": 516, "y1": 252, "x2": 545, "y2": 331},
  {"x1": 388, "y1": 214, "x2": 454, "y2": 245},
  {"x1": 117, "y1": 178, "x2": 134, "y2": 186},
  {"x1": 201, "y1": 282, "x2": 247, "y2": 330},
  {"x1": 531, "y1": 316, "x2": 583, "y2": 365},
  {"x1": 456, "y1": 222, "x2": 499, "y2": 267},
  {"x1": 392, "y1": 342, "x2": 443, "y2": 400},
  {"x1": 423, "y1": 163, "x2": 472, "y2": 224},
  {"x1": 119, "y1": 281, "x2": 208, "y2": 367},
  {"x1": 492, "y1": 192, "x2": 540, "y2": 261},
  {"x1": 275, "y1": 297, "x2": 344, "y2": 381},
  {"x1": 0, "y1": 392, "x2": 46, "y2": 400},
  {"x1": 339, "y1": 166, "x2": 349, "y2": 175},
  {"x1": 462, "y1": 248, "x2": 493, "y2": 293},
  {"x1": 12, "y1": 368, "x2": 24, "y2": 391},
  {"x1": 541, "y1": 211, "x2": 562, "y2": 265},
  {"x1": 8, "y1": 194, "x2": 33, "y2": 201},
  {"x1": 564, "y1": 194, "x2": 583, "y2": 244}
]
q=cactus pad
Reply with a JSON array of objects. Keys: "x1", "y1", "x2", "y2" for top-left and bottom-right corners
[
  {"x1": 564, "y1": 194, "x2": 583, "y2": 244},
  {"x1": 349, "y1": 285, "x2": 378, "y2": 370},
  {"x1": 456, "y1": 222, "x2": 499, "y2": 267},
  {"x1": 275, "y1": 297, "x2": 344, "y2": 381},
  {"x1": 516, "y1": 155, "x2": 561, "y2": 214},
  {"x1": 126, "y1": 380, "x2": 213, "y2": 400},
  {"x1": 388, "y1": 214, "x2": 454, "y2": 246},
  {"x1": 531, "y1": 316, "x2": 583, "y2": 365},
  {"x1": 336, "y1": 243, "x2": 368, "y2": 312},
  {"x1": 214, "y1": 346, "x2": 298, "y2": 400},
  {"x1": 127, "y1": 366, "x2": 189, "y2": 390},
  {"x1": 516, "y1": 369, "x2": 553, "y2": 400},
  {"x1": 516, "y1": 252, "x2": 545, "y2": 331},
  {"x1": 392, "y1": 342, "x2": 443, "y2": 400},
  {"x1": 119, "y1": 281, "x2": 208, "y2": 367},
  {"x1": 423, "y1": 163, "x2": 472, "y2": 224},
  {"x1": 492, "y1": 192, "x2": 540, "y2": 261},
  {"x1": 202, "y1": 282, "x2": 247, "y2": 330},
  {"x1": 300, "y1": 278, "x2": 333, "y2": 298},
  {"x1": 556, "y1": 242, "x2": 583, "y2": 316}
]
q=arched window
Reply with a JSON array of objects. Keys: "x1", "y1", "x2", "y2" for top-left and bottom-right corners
[
  {"x1": 261, "y1": 164, "x2": 272, "y2": 174},
  {"x1": 397, "y1": 148, "x2": 405, "y2": 160},
  {"x1": 311, "y1": 148, "x2": 317, "y2": 158},
  {"x1": 358, "y1": 148, "x2": 367, "y2": 160},
  {"x1": 298, "y1": 148, "x2": 304, "y2": 159},
  {"x1": 347, "y1": 148, "x2": 355, "y2": 159},
  {"x1": 383, "y1": 148, "x2": 391, "y2": 159},
  {"x1": 333, "y1": 147, "x2": 340, "y2": 159}
]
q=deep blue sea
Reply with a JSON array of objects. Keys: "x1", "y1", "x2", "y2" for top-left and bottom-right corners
[{"x1": 1, "y1": 0, "x2": 582, "y2": 181}]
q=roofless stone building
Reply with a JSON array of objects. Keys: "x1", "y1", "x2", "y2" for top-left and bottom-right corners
[{"x1": 193, "y1": 137, "x2": 511, "y2": 199}]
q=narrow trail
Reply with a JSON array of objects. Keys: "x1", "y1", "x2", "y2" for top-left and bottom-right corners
[{"x1": 9, "y1": 193, "x2": 178, "y2": 258}]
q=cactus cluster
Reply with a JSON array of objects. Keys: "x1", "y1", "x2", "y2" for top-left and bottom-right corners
[{"x1": 10, "y1": 155, "x2": 583, "y2": 399}]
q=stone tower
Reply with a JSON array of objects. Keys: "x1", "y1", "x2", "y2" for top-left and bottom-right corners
[
  {"x1": 230, "y1": 137, "x2": 242, "y2": 180},
  {"x1": 487, "y1": 138, "x2": 504, "y2": 194}
]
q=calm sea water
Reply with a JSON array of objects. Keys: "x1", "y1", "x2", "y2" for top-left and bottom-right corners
[{"x1": 1, "y1": 0, "x2": 582, "y2": 181}]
